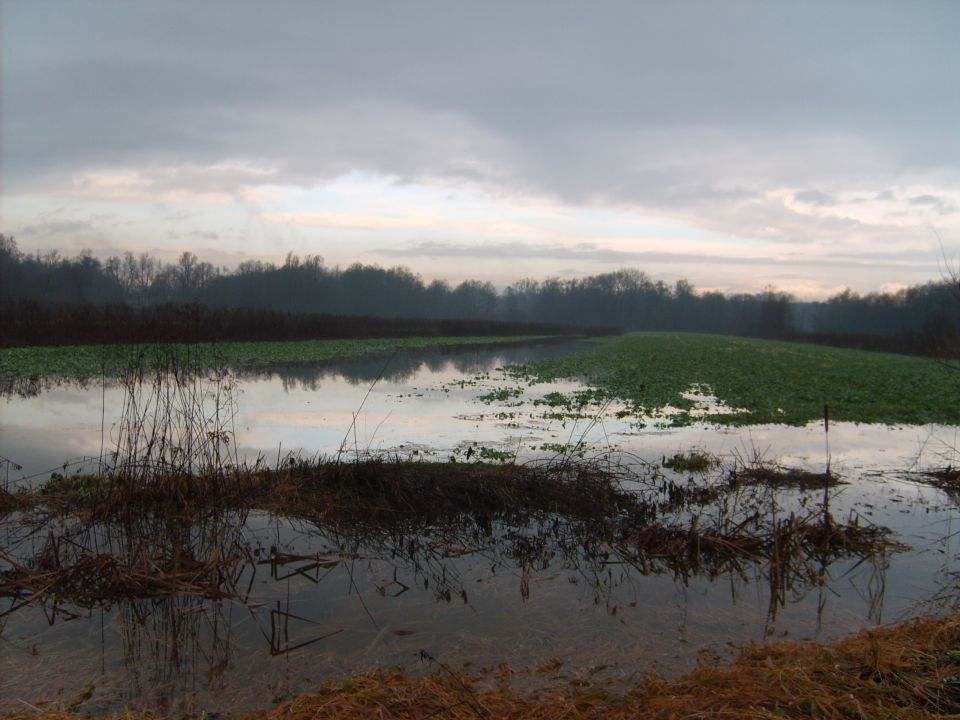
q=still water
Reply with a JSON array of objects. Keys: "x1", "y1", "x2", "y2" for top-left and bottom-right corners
[{"x1": 1, "y1": 340, "x2": 958, "y2": 715}]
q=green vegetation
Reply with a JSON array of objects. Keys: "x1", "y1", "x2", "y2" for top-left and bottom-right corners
[
  {"x1": 477, "y1": 386, "x2": 524, "y2": 403},
  {"x1": 663, "y1": 451, "x2": 719, "y2": 473},
  {"x1": 512, "y1": 333, "x2": 960, "y2": 426},
  {"x1": 0, "y1": 336, "x2": 545, "y2": 382},
  {"x1": 533, "y1": 387, "x2": 610, "y2": 409}
]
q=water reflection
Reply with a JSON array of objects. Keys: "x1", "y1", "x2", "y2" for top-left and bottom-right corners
[
  {"x1": 2, "y1": 339, "x2": 960, "y2": 714},
  {"x1": 0, "y1": 339, "x2": 590, "y2": 399},
  {"x1": 1, "y1": 467, "x2": 904, "y2": 714},
  {"x1": 0, "y1": 340, "x2": 598, "y2": 481}
]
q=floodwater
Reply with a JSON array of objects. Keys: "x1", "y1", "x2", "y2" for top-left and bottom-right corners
[{"x1": 1, "y1": 339, "x2": 959, "y2": 715}]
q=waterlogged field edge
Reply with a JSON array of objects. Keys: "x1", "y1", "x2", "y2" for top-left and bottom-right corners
[
  {"x1": 511, "y1": 332, "x2": 960, "y2": 426},
  {"x1": 0, "y1": 335, "x2": 557, "y2": 383},
  {"x1": 3, "y1": 613, "x2": 958, "y2": 719},
  {"x1": 3, "y1": 334, "x2": 960, "y2": 717}
]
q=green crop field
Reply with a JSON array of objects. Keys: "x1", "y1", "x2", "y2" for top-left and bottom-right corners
[
  {"x1": 512, "y1": 333, "x2": 960, "y2": 426},
  {"x1": 0, "y1": 335, "x2": 546, "y2": 382}
]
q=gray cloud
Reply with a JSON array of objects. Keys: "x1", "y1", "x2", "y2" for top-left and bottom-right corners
[
  {"x1": 16, "y1": 219, "x2": 94, "y2": 237},
  {"x1": 377, "y1": 240, "x2": 939, "y2": 272},
  {"x1": 166, "y1": 230, "x2": 221, "y2": 242},
  {"x1": 5, "y1": 4, "x2": 958, "y2": 183},
  {"x1": 793, "y1": 190, "x2": 837, "y2": 207},
  {"x1": 908, "y1": 193, "x2": 958, "y2": 214},
  {"x1": 2, "y1": 0, "x2": 958, "y2": 264}
]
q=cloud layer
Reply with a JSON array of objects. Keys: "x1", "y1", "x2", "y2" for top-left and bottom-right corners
[{"x1": 2, "y1": 1, "x2": 959, "y2": 296}]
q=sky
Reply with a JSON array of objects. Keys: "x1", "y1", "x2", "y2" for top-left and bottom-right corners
[{"x1": 2, "y1": 0, "x2": 958, "y2": 299}]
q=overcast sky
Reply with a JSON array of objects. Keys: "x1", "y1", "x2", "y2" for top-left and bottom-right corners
[{"x1": 2, "y1": 1, "x2": 958, "y2": 298}]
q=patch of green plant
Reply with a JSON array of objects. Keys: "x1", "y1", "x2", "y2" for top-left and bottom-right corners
[
  {"x1": 511, "y1": 333, "x2": 960, "y2": 426},
  {"x1": 0, "y1": 336, "x2": 547, "y2": 382},
  {"x1": 537, "y1": 390, "x2": 570, "y2": 407},
  {"x1": 532, "y1": 388, "x2": 609, "y2": 409},
  {"x1": 477, "y1": 446, "x2": 515, "y2": 463},
  {"x1": 453, "y1": 444, "x2": 516, "y2": 463},
  {"x1": 443, "y1": 374, "x2": 492, "y2": 391},
  {"x1": 663, "y1": 452, "x2": 719, "y2": 473},
  {"x1": 535, "y1": 442, "x2": 587, "y2": 458},
  {"x1": 28, "y1": 472, "x2": 122, "y2": 505},
  {"x1": 478, "y1": 386, "x2": 524, "y2": 403}
]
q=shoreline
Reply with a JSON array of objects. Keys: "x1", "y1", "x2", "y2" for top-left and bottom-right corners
[{"x1": 4, "y1": 612, "x2": 957, "y2": 718}]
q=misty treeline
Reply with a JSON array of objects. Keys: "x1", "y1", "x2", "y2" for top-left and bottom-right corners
[{"x1": 1, "y1": 235, "x2": 957, "y2": 354}]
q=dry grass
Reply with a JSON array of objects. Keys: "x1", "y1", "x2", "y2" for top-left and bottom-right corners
[
  {"x1": 5, "y1": 460, "x2": 895, "y2": 613},
  {"x1": 5, "y1": 614, "x2": 958, "y2": 719},
  {"x1": 634, "y1": 613, "x2": 960, "y2": 719},
  {"x1": 0, "y1": 486, "x2": 19, "y2": 515},
  {"x1": 225, "y1": 613, "x2": 960, "y2": 719},
  {"x1": 5, "y1": 456, "x2": 899, "y2": 620},
  {"x1": 728, "y1": 464, "x2": 839, "y2": 491},
  {"x1": 21, "y1": 458, "x2": 646, "y2": 526},
  {"x1": 1, "y1": 460, "x2": 647, "y2": 613},
  {"x1": 924, "y1": 466, "x2": 960, "y2": 496}
]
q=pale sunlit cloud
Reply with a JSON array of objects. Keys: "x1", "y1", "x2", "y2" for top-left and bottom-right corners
[
  {"x1": 69, "y1": 171, "x2": 237, "y2": 208},
  {"x1": 257, "y1": 211, "x2": 434, "y2": 231}
]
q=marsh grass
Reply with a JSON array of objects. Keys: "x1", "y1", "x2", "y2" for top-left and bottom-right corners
[
  {"x1": 0, "y1": 511, "x2": 248, "y2": 609},
  {"x1": 922, "y1": 466, "x2": 960, "y2": 495},
  {"x1": 103, "y1": 344, "x2": 239, "y2": 491},
  {"x1": 728, "y1": 465, "x2": 839, "y2": 491},
  {"x1": 0, "y1": 487, "x2": 18, "y2": 516},
  {"x1": 3, "y1": 449, "x2": 899, "y2": 630},
  {"x1": 724, "y1": 442, "x2": 840, "y2": 491}
]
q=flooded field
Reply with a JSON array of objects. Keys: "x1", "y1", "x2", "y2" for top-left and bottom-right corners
[{"x1": 2, "y1": 339, "x2": 960, "y2": 715}]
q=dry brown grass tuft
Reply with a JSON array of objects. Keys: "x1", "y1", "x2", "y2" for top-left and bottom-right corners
[
  {"x1": 635, "y1": 613, "x2": 960, "y2": 719},
  {"x1": 249, "y1": 614, "x2": 960, "y2": 720}
]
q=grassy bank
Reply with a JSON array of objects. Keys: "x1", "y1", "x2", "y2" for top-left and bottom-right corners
[
  {"x1": 0, "y1": 301, "x2": 614, "y2": 348},
  {"x1": 249, "y1": 613, "x2": 960, "y2": 719},
  {"x1": 0, "y1": 335, "x2": 552, "y2": 382},
  {"x1": 513, "y1": 332, "x2": 960, "y2": 426},
  {"x1": 5, "y1": 612, "x2": 958, "y2": 718}
]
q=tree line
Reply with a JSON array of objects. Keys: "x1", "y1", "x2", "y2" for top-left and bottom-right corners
[{"x1": 1, "y1": 235, "x2": 957, "y2": 354}]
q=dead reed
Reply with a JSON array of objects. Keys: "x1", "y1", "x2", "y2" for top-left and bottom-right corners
[
  {"x1": 0, "y1": 487, "x2": 20, "y2": 515},
  {"x1": 616, "y1": 504, "x2": 895, "y2": 585},
  {"x1": 0, "y1": 509, "x2": 250, "y2": 615},
  {"x1": 729, "y1": 464, "x2": 839, "y2": 490},
  {"x1": 3, "y1": 455, "x2": 899, "y2": 632},
  {"x1": 0, "y1": 460, "x2": 646, "y2": 614},
  {"x1": 103, "y1": 343, "x2": 238, "y2": 499},
  {"x1": 923, "y1": 466, "x2": 960, "y2": 497}
]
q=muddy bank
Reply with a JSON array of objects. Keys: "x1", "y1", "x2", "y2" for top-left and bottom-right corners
[{"x1": 4, "y1": 612, "x2": 958, "y2": 719}]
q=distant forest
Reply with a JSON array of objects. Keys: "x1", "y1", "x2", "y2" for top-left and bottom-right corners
[{"x1": 1, "y1": 235, "x2": 957, "y2": 355}]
